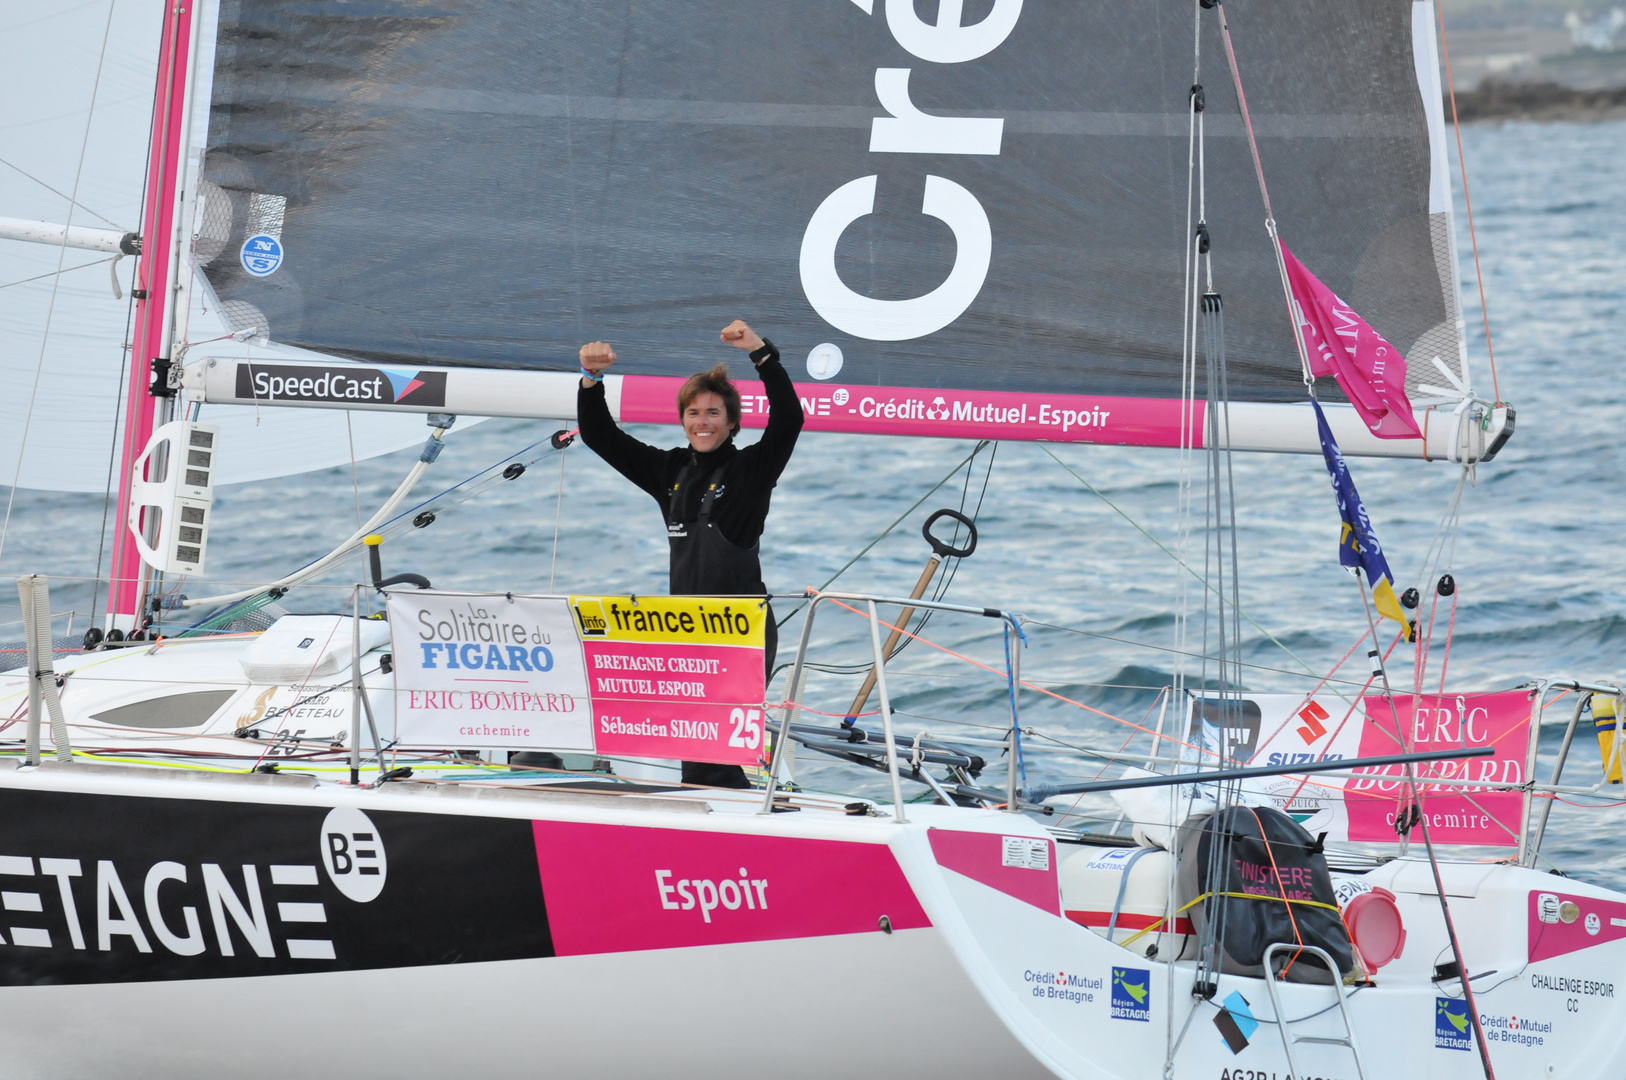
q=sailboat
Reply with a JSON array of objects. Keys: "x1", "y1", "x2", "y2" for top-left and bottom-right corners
[{"x1": 0, "y1": 2, "x2": 1618, "y2": 1078}]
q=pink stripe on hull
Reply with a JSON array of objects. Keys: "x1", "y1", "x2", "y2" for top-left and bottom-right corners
[
  {"x1": 620, "y1": 375, "x2": 1204, "y2": 448},
  {"x1": 533, "y1": 821, "x2": 930, "y2": 956},
  {"x1": 929, "y1": 830, "x2": 1061, "y2": 916},
  {"x1": 1528, "y1": 890, "x2": 1626, "y2": 962}
]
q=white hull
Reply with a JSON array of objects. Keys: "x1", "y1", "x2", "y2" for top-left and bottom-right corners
[{"x1": 1, "y1": 762, "x2": 1621, "y2": 1079}]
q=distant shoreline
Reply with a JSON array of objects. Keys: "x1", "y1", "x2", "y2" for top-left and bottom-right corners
[{"x1": 1451, "y1": 80, "x2": 1626, "y2": 122}]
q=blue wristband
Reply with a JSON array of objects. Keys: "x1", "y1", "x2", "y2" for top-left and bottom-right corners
[{"x1": 580, "y1": 366, "x2": 604, "y2": 383}]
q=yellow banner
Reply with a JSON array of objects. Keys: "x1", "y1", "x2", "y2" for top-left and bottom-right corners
[{"x1": 568, "y1": 595, "x2": 766, "y2": 647}]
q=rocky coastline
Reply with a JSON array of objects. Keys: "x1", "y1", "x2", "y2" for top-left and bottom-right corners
[{"x1": 1452, "y1": 78, "x2": 1626, "y2": 122}]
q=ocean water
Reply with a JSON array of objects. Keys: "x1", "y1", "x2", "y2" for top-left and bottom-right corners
[{"x1": 2, "y1": 120, "x2": 1623, "y2": 886}]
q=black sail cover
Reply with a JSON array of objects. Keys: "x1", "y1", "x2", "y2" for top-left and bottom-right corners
[
  {"x1": 198, "y1": 0, "x2": 1466, "y2": 445},
  {"x1": 1178, "y1": 805, "x2": 1355, "y2": 983}
]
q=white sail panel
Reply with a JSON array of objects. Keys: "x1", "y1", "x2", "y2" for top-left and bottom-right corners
[{"x1": 0, "y1": 1, "x2": 441, "y2": 493}]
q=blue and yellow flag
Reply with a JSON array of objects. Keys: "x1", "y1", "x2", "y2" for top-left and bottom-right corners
[{"x1": 1311, "y1": 397, "x2": 1411, "y2": 637}]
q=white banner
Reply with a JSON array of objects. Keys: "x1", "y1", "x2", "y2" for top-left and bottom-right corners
[{"x1": 388, "y1": 591, "x2": 593, "y2": 751}]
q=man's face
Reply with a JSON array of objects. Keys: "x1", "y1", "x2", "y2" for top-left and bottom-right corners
[{"x1": 683, "y1": 391, "x2": 729, "y2": 453}]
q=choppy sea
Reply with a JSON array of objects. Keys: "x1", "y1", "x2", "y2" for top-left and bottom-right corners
[{"x1": 3, "y1": 120, "x2": 1623, "y2": 886}]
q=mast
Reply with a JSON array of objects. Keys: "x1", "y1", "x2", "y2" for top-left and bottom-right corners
[{"x1": 106, "y1": 0, "x2": 199, "y2": 632}]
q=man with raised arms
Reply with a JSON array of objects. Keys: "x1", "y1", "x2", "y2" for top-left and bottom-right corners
[{"x1": 576, "y1": 320, "x2": 805, "y2": 788}]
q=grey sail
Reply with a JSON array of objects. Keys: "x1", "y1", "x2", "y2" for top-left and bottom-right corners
[{"x1": 196, "y1": 0, "x2": 1468, "y2": 437}]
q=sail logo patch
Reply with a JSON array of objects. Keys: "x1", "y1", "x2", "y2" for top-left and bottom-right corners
[
  {"x1": 1110, "y1": 966, "x2": 1150, "y2": 1021},
  {"x1": 1436, "y1": 997, "x2": 1473, "y2": 1050},
  {"x1": 235, "y1": 363, "x2": 447, "y2": 407},
  {"x1": 240, "y1": 233, "x2": 283, "y2": 276}
]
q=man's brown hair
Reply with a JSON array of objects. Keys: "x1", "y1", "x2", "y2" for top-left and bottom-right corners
[{"x1": 676, "y1": 363, "x2": 741, "y2": 435}]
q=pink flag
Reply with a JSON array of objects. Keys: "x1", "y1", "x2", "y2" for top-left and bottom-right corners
[{"x1": 1280, "y1": 241, "x2": 1421, "y2": 440}]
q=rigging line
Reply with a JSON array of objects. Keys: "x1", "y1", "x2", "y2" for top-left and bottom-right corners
[
  {"x1": 1355, "y1": 570, "x2": 1498, "y2": 1080},
  {"x1": 368, "y1": 442, "x2": 563, "y2": 550},
  {"x1": 1274, "y1": 629, "x2": 1406, "y2": 811},
  {"x1": 184, "y1": 436, "x2": 558, "y2": 613},
  {"x1": 88, "y1": 257, "x2": 139, "y2": 629},
  {"x1": 549, "y1": 438, "x2": 568, "y2": 593},
  {"x1": 1433, "y1": 1, "x2": 1500, "y2": 404},
  {"x1": 1037, "y1": 442, "x2": 1332, "y2": 687},
  {"x1": 376, "y1": 437, "x2": 553, "y2": 532},
  {"x1": 1245, "y1": 627, "x2": 1373, "y2": 752},
  {"x1": 1213, "y1": 3, "x2": 1271, "y2": 222},
  {"x1": 774, "y1": 441, "x2": 989, "y2": 629},
  {"x1": 0, "y1": 255, "x2": 117, "y2": 292},
  {"x1": 905, "y1": 440, "x2": 997, "y2": 654},
  {"x1": 1054, "y1": 690, "x2": 1165, "y2": 826},
  {"x1": 1213, "y1": 3, "x2": 1314, "y2": 387},
  {"x1": 819, "y1": 596, "x2": 1211, "y2": 757},
  {"x1": 0, "y1": 154, "x2": 124, "y2": 230},
  {"x1": 0, "y1": 0, "x2": 118, "y2": 567},
  {"x1": 1407, "y1": 474, "x2": 1467, "y2": 693},
  {"x1": 346, "y1": 411, "x2": 364, "y2": 601}
]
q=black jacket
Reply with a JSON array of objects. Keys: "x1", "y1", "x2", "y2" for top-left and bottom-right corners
[{"x1": 577, "y1": 340, "x2": 805, "y2": 550}]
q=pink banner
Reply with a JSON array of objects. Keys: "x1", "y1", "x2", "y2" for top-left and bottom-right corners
[
  {"x1": 1345, "y1": 691, "x2": 1535, "y2": 846},
  {"x1": 619, "y1": 374, "x2": 1202, "y2": 447},
  {"x1": 533, "y1": 821, "x2": 930, "y2": 955},
  {"x1": 585, "y1": 640, "x2": 765, "y2": 765},
  {"x1": 1280, "y1": 241, "x2": 1421, "y2": 440}
]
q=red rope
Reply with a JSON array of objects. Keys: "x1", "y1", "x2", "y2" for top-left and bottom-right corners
[
  {"x1": 1437, "y1": 587, "x2": 1460, "y2": 695},
  {"x1": 1248, "y1": 629, "x2": 1371, "y2": 757},
  {"x1": 1278, "y1": 630, "x2": 1407, "y2": 811},
  {"x1": 1245, "y1": 806, "x2": 1307, "y2": 979},
  {"x1": 1215, "y1": 4, "x2": 1274, "y2": 221},
  {"x1": 1434, "y1": 2, "x2": 1501, "y2": 404},
  {"x1": 820, "y1": 596, "x2": 1216, "y2": 758}
]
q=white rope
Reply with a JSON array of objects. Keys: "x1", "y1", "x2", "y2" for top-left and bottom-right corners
[
  {"x1": 180, "y1": 451, "x2": 436, "y2": 609},
  {"x1": 1165, "y1": 5, "x2": 1206, "y2": 1074},
  {"x1": 0, "y1": 0, "x2": 117, "y2": 564}
]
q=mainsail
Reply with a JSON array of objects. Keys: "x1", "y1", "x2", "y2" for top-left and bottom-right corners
[
  {"x1": 0, "y1": 1, "x2": 436, "y2": 494},
  {"x1": 190, "y1": 0, "x2": 1479, "y2": 455}
]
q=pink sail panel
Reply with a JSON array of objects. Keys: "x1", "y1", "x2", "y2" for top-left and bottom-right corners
[
  {"x1": 1279, "y1": 242, "x2": 1421, "y2": 440},
  {"x1": 1344, "y1": 691, "x2": 1534, "y2": 846},
  {"x1": 619, "y1": 375, "x2": 1203, "y2": 448}
]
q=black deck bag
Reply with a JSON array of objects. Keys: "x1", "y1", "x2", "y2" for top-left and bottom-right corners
[{"x1": 1176, "y1": 805, "x2": 1354, "y2": 984}]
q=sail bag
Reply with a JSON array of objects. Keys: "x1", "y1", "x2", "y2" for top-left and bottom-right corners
[{"x1": 1177, "y1": 805, "x2": 1354, "y2": 983}]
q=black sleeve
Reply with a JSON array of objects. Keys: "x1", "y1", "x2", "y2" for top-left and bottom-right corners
[
  {"x1": 576, "y1": 379, "x2": 671, "y2": 501},
  {"x1": 744, "y1": 339, "x2": 804, "y2": 483}
]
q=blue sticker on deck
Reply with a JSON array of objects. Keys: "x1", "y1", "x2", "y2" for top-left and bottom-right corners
[
  {"x1": 241, "y1": 234, "x2": 284, "y2": 277},
  {"x1": 1111, "y1": 966, "x2": 1150, "y2": 1021},
  {"x1": 1436, "y1": 997, "x2": 1472, "y2": 1050},
  {"x1": 1215, "y1": 990, "x2": 1259, "y2": 1053}
]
